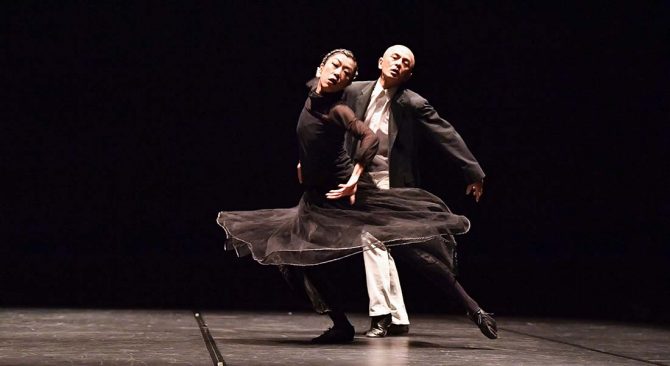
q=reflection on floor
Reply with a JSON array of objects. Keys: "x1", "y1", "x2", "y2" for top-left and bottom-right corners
[{"x1": 1, "y1": 309, "x2": 669, "y2": 365}]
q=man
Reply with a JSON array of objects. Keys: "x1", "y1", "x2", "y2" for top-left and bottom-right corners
[{"x1": 341, "y1": 45, "x2": 496, "y2": 339}]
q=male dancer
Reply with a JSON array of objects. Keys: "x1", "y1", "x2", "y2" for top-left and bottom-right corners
[{"x1": 340, "y1": 45, "x2": 495, "y2": 339}]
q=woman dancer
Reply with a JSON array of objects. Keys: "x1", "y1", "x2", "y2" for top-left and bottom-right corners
[{"x1": 217, "y1": 49, "x2": 492, "y2": 343}]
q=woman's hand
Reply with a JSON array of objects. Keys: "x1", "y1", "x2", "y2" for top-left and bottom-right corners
[
  {"x1": 326, "y1": 182, "x2": 358, "y2": 204},
  {"x1": 326, "y1": 163, "x2": 364, "y2": 205}
]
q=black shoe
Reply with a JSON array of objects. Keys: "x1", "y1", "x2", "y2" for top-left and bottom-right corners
[
  {"x1": 365, "y1": 314, "x2": 392, "y2": 338},
  {"x1": 468, "y1": 309, "x2": 498, "y2": 339},
  {"x1": 387, "y1": 324, "x2": 410, "y2": 336},
  {"x1": 311, "y1": 324, "x2": 355, "y2": 344}
]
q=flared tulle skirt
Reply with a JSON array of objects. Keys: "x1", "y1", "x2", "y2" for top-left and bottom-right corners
[{"x1": 216, "y1": 184, "x2": 469, "y2": 266}]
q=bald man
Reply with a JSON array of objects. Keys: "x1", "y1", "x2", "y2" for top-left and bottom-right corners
[{"x1": 341, "y1": 45, "x2": 496, "y2": 339}]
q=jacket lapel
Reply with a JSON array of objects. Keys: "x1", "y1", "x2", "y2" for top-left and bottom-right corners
[
  {"x1": 388, "y1": 91, "x2": 407, "y2": 156},
  {"x1": 355, "y1": 82, "x2": 375, "y2": 120}
]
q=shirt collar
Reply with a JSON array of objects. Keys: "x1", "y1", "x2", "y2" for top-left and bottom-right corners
[{"x1": 371, "y1": 80, "x2": 398, "y2": 101}]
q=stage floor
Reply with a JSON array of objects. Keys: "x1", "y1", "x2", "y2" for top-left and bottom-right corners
[{"x1": 1, "y1": 309, "x2": 668, "y2": 365}]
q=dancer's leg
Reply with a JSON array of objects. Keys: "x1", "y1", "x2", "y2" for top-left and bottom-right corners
[
  {"x1": 362, "y1": 233, "x2": 409, "y2": 325},
  {"x1": 393, "y1": 244, "x2": 497, "y2": 339},
  {"x1": 304, "y1": 263, "x2": 355, "y2": 343}
]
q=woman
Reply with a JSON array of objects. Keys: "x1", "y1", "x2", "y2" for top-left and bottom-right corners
[{"x1": 217, "y1": 49, "x2": 483, "y2": 342}]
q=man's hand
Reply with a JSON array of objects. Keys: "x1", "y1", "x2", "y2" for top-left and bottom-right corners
[
  {"x1": 466, "y1": 180, "x2": 484, "y2": 203},
  {"x1": 297, "y1": 162, "x2": 303, "y2": 184},
  {"x1": 326, "y1": 182, "x2": 358, "y2": 205}
]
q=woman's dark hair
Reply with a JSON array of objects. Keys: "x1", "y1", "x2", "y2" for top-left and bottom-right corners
[{"x1": 320, "y1": 48, "x2": 358, "y2": 80}]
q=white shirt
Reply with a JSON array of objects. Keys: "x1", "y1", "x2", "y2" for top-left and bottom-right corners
[
  {"x1": 364, "y1": 81, "x2": 397, "y2": 189},
  {"x1": 364, "y1": 81, "x2": 397, "y2": 134}
]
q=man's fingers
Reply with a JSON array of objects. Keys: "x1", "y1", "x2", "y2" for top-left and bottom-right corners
[{"x1": 469, "y1": 188, "x2": 482, "y2": 203}]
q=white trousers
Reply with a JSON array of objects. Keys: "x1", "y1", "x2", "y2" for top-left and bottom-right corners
[{"x1": 362, "y1": 172, "x2": 409, "y2": 325}]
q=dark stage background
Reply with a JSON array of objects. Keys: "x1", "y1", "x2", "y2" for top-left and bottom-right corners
[{"x1": 3, "y1": 2, "x2": 669, "y2": 322}]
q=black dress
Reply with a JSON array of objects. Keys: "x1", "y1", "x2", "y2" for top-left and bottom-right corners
[{"x1": 216, "y1": 88, "x2": 470, "y2": 266}]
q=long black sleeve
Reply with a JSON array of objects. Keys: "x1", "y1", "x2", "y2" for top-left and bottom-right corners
[{"x1": 330, "y1": 104, "x2": 379, "y2": 167}]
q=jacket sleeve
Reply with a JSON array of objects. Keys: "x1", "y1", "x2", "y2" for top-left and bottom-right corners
[
  {"x1": 330, "y1": 104, "x2": 379, "y2": 167},
  {"x1": 413, "y1": 97, "x2": 485, "y2": 183}
]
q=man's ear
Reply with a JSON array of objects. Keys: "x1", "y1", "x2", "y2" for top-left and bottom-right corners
[
  {"x1": 315, "y1": 67, "x2": 322, "y2": 77},
  {"x1": 378, "y1": 57, "x2": 383, "y2": 70}
]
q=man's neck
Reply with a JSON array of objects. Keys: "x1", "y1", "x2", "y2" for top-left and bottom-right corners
[
  {"x1": 377, "y1": 76, "x2": 391, "y2": 89},
  {"x1": 378, "y1": 76, "x2": 399, "y2": 90}
]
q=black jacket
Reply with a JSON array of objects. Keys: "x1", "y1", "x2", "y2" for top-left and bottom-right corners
[{"x1": 342, "y1": 80, "x2": 485, "y2": 188}]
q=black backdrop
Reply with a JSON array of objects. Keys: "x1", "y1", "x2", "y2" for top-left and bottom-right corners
[{"x1": 3, "y1": 1, "x2": 669, "y2": 322}]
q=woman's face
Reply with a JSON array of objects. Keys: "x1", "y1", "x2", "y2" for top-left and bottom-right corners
[{"x1": 316, "y1": 53, "x2": 357, "y2": 93}]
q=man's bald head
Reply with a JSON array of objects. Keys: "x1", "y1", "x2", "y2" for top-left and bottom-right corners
[
  {"x1": 383, "y1": 45, "x2": 415, "y2": 68},
  {"x1": 378, "y1": 45, "x2": 415, "y2": 88}
]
